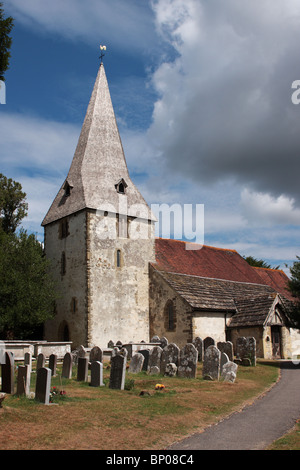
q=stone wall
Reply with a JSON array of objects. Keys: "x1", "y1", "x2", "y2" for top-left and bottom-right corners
[
  {"x1": 44, "y1": 210, "x2": 88, "y2": 348},
  {"x1": 192, "y1": 312, "x2": 228, "y2": 344},
  {"x1": 149, "y1": 266, "x2": 194, "y2": 348}
]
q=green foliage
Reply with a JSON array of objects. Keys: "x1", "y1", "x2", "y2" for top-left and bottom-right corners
[
  {"x1": 0, "y1": 229, "x2": 58, "y2": 339},
  {"x1": 0, "y1": 173, "x2": 28, "y2": 234},
  {"x1": 243, "y1": 255, "x2": 279, "y2": 270},
  {"x1": 287, "y1": 256, "x2": 300, "y2": 328},
  {"x1": 0, "y1": 2, "x2": 14, "y2": 81}
]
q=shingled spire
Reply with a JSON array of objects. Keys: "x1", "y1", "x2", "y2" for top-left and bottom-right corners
[{"x1": 42, "y1": 63, "x2": 155, "y2": 226}]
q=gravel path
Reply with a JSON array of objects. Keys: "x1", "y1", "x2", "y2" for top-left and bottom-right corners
[{"x1": 168, "y1": 361, "x2": 300, "y2": 450}]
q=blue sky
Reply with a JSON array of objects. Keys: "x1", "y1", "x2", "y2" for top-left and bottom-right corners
[{"x1": 1, "y1": 0, "x2": 300, "y2": 273}]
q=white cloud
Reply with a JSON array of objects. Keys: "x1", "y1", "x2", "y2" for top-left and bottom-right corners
[{"x1": 240, "y1": 189, "x2": 300, "y2": 226}]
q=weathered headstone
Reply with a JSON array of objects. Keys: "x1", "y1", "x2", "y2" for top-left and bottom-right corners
[
  {"x1": 202, "y1": 345, "x2": 221, "y2": 381},
  {"x1": 178, "y1": 343, "x2": 198, "y2": 378},
  {"x1": 107, "y1": 340, "x2": 114, "y2": 348},
  {"x1": 221, "y1": 361, "x2": 238, "y2": 383},
  {"x1": 217, "y1": 341, "x2": 234, "y2": 362},
  {"x1": 236, "y1": 336, "x2": 256, "y2": 366},
  {"x1": 77, "y1": 357, "x2": 89, "y2": 382},
  {"x1": 138, "y1": 349, "x2": 150, "y2": 371},
  {"x1": 62, "y1": 352, "x2": 73, "y2": 379},
  {"x1": 90, "y1": 361, "x2": 105, "y2": 387},
  {"x1": 203, "y1": 336, "x2": 215, "y2": 351},
  {"x1": 220, "y1": 352, "x2": 229, "y2": 373},
  {"x1": 150, "y1": 335, "x2": 160, "y2": 343},
  {"x1": 35, "y1": 367, "x2": 51, "y2": 405},
  {"x1": 49, "y1": 354, "x2": 58, "y2": 377},
  {"x1": 149, "y1": 366, "x2": 160, "y2": 375},
  {"x1": 160, "y1": 337, "x2": 168, "y2": 349},
  {"x1": 36, "y1": 353, "x2": 45, "y2": 370},
  {"x1": 148, "y1": 345, "x2": 163, "y2": 373},
  {"x1": 161, "y1": 343, "x2": 180, "y2": 375},
  {"x1": 90, "y1": 346, "x2": 103, "y2": 363},
  {"x1": 193, "y1": 337, "x2": 204, "y2": 362},
  {"x1": 24, "y1": 352, "x2": 32, "y2": 375},
  {"x1": 16, "y1": 364, "x2": 30, "y2": 396},
  {"x1": 164, "y1": 363, "x2": 177, "y2": 377},
  {"x1": 109, "y1": 348, "x2": 127, "y2": 390},
  {"x1": 1, "y1": 351, "x2": 14, "y2": 394},
  {"x1": 128, "y1": 353, "x2": 144, "y2": 374}
]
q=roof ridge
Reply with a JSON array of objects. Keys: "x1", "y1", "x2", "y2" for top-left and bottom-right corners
[
  {"x1": 253, "y1": 266, "x2": 286, "y2": 275},
  {"x1": 155, "y1": 237, "x2": 238, "y2": 253}
]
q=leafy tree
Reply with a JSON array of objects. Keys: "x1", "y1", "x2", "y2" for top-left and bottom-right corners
[
  {"x1": 0, "y1": 173, "x2": 57, "y2": 339},
  {"x1": 0, "y1": 2, "x2": 14, "y2": 81},
  {"x1": 0, "y1": 173, "x2": 28, "y2": 234},
  {"x1": 0, "y1": 229, "x2": 57, "y2": 339},
  {"x1": 243, "y1": 255, "x2": 279, "y2": 270}
]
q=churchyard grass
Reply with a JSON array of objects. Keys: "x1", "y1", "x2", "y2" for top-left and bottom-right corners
[{"x1": 0, "y1": 359, "x2": 280, "y2": 450}]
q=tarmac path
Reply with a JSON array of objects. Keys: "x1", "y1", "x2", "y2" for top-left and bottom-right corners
[{"x1": 168, "y1": 361, "x2": 300, "y2": 450}]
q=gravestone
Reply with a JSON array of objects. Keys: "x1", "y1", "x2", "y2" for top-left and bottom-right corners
[
  {"x1": 62, "y1": 352, "x2": 73, "y2": 379},
  {"x1": 202, "y1": 345, "x2": 221, "y2": 381},
  {"x1": 109, "y1": 348, "x2": 127, "y2": 390},
  {"x1": 90, "y1": 361, "x2": 105, "y2": 387},
  {"x1": 160, "y1": 337, "x2": 168, "y2": 349},
  {"x1": 128, "y1": 353, "x2": 144, "y2": 374},
  {"x1": 138, "y1": 350, "x2": 150, "y2": 371},
  {"x1": 193, "y1": 337, "x2": 204, "y2": 362},
  {"x1": 107, "y1": 340, "x2": 114, "y2": 348},
  {"x1": 16, "y1": 364, "x2": 30, "y2": 396},
  {"x1": 217, "y1": 341, "x2": 234, "y2": 362},
  {"x1": 24, "y1": 352, "x2": 32, "y2": 375},
  {"x1": 149, "y1": 366, "x2": 160, "y2": 375},
  {"x1": 236, "y1": 336, "x2": 256, "y2": 366},
  {"x1": 148, "y1": 345, "x2": 163, "y2": 373},
  {"x1": 77, "y1": 357, "x2": 89, "y2": 382},
  {"x1": 164, "y1": 363, "x2": 177, "y2": 377},
  {"x1": 203, "y1": 337, "x2": 215, "y2": 351},
  {"x1": 161, "y1": 343, "x2": 180, "y2": 375},
  {"x1": 1, "y1": 351, "x2": 14, "y2": 394},
  {"x1": 178, "y1": 343, "x2": 198, "y2": 378},
  {"x1": 49, "y1": 354, "x2": 58, "y2": 377},
  {"x1": 36, "y1": 353, "x2": 45, "y2": 370},
  {"x1": 150, "y1": 335, "x2": 160, "y2": 343},
  {"x1": 221, "y1": 361, "x2": 238, "y2": 383},
  {"x1": 220, "y1": 352, "x2": 229, "y2": 373},
  {"x1": 90, "y1": 346, "x2": 103, "y2": 363},
  {"x1": 35, "y1": 367, "x2": 51, "y2": 405}
]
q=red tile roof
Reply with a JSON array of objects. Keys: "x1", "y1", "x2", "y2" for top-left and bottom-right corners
[
  {"x1": 154, "y1": 238, "x2": 292, "y2": 300},
  {"x1": 253, "y1": 267, "x2": 294, "y2": 301}
]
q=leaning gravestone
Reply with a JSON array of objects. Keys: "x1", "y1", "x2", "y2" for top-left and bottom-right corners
[
  {"x1": 236, "y1": 336, "x2": 256, "y2": 366},
  {"x1": 62, "y1": 352, "x2": 73, "y2": 379},
  {"x1": 77, "y1": 357, "x2": 89, "y2": 382},
  {"x1": 202, "y1": 345, "x2": 221, "y2": 381},
  {"x1": 90, "y1": 346, "x2": 103, "y2": 363},
  {"x1": 178, "y1": 343, "x2": 198, "y2": 378},
  {"x1": 90, "y1": 361, "x2": 105, "y2": 387},
  {"x1": 109, "y1": 348, "x2": 127, "y2": 390},
  {"x1": 148, "y1": 345, "x2": 163, "y2": 373},
  {"x1": 161, "y1": 343, "x2": 180, "y2": 375},
  {"x1": 1, "y1": 351, "x2": 14, "y2": 394},
  {"x1": 193, "y1": 337, "x2": 204, "y2": 362},
  {"x1": 220, "y1": 352, "x2": 229, "y2": 373},
  {"x1": 16, "y1": 364, "x2": 31, "y2": 396},
  {"x1": 129, "y1": 353, "x2": 144, "y2": 374},
  {"x1": 217, "y1": 341, "x2": 234, "y2": 362},
  {"x1": 35, "y1": 367, "x2": 51, "y2": 405},
  {"x1": 221, "y1": 361, "x2": 238, "y2": 383}
]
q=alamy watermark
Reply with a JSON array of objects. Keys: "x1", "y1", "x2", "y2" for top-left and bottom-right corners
[
  {"x1": 94, "y1": 197, "x2": 204, "y2": 250},
  {"x1": 291, "y1": 80, "x2": 300, "y2": 105},
  {"x1": 0, "y1": 80, "x2": 6, "y2": 104}
]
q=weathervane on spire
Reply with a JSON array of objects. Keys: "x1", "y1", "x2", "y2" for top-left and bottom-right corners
[{"x1": 99, "y1": 45, "x2": 107, "y2": 63}]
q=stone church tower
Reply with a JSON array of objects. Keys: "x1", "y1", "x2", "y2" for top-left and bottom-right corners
[{"x1": 42, "y1": 63, "x2": 156, "y2": 348}]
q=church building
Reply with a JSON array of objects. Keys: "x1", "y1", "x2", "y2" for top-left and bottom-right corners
[{"x1": 42, "y1": 62, "x2": 299, "y2": 360}]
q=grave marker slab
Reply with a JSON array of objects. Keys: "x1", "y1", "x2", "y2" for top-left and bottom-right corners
[
  {"x1": 128, "y1": 353, "x2": 144, "y2": 374},
  {"x1": 202, "y1": 345, "x2": 221, "y2": 381},
  {"x1": 35, "y1": 367, "x2": 51, "y2": 405},
  {"x1": 148, "y1": 345, "x2": 163, "y2": 373},
  {"x1": 1, "y1": 351, "x2": 14, "y2": 394},
  {"x1": 178, "y1": 343, "x2": 198, "y2": 378},
  {"x1": 90, "y1": 361, "x2": 105, "y2": 387},
  {"x1": 161, "y1": 343, "x2": 180, "y2": 375},
  {"x1": 49, "y1": 354, "x2": 58, "y2": 376},
  {"x1": 109, "y1": 348, "x2": 127, "y2": 390},
  {"x1": 62, "y1": 352, "x2": 73, "y2": 379},
  {"x1": 77, "y1": 357, "x2": 89, "y2": 382},
  {"x1": 16, "y1": 364, "x2": 30, "y2": 396}
]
